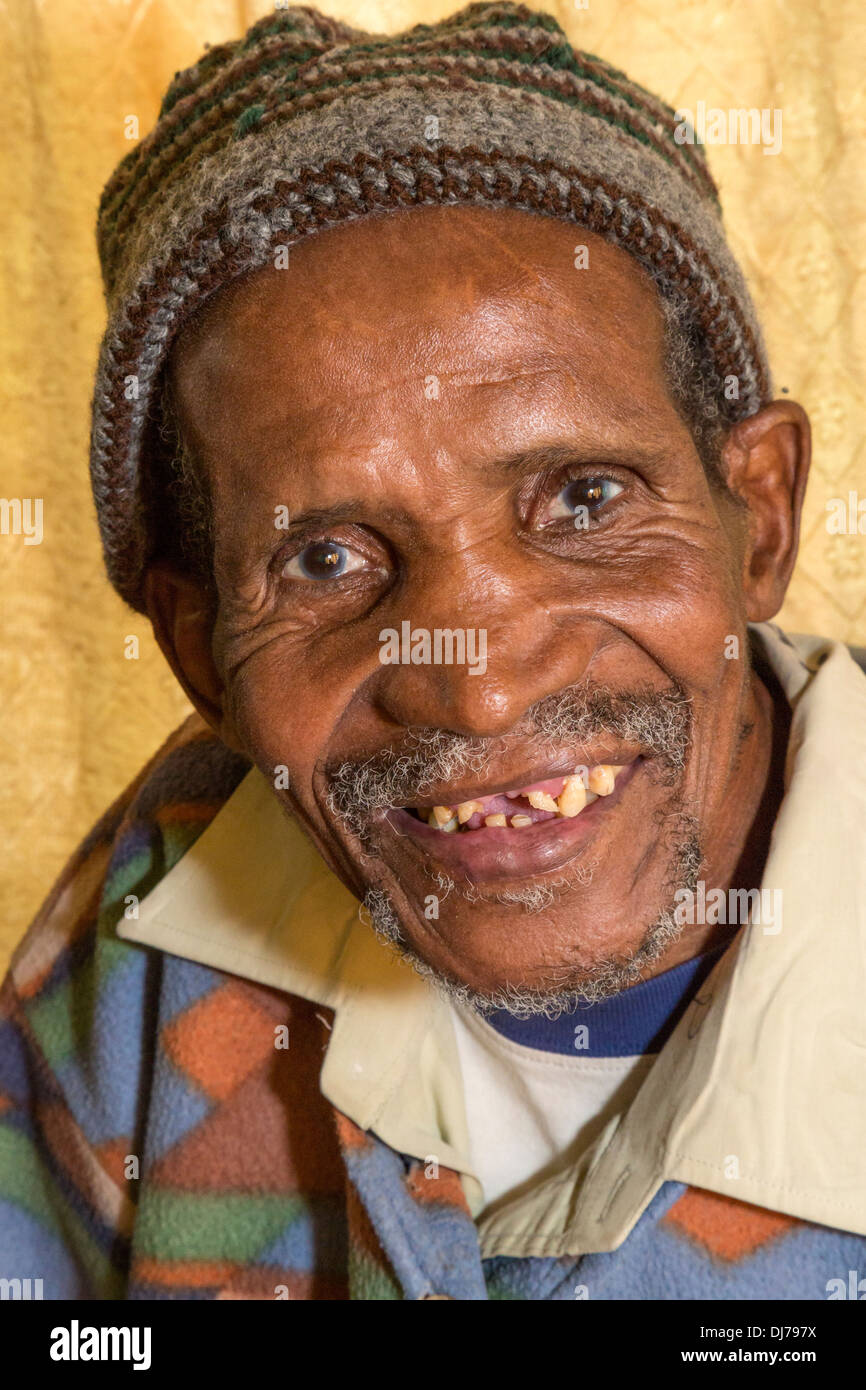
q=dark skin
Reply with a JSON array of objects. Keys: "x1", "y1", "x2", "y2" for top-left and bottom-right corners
[{"x1": 145, "y1": 205, "x2": 809, "y2": 998}]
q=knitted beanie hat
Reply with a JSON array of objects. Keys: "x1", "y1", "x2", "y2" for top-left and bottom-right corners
[{"x1": 91, "y1": 0, "x2": 771, "y2": 612}]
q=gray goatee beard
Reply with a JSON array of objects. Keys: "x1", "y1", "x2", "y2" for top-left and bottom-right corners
[
  {"x1": 328, "y1": 677, "x2": 698, "y2": 1019},
  {"x1": 360, "y1": 815, "x2": 703, "y2": 1020}
]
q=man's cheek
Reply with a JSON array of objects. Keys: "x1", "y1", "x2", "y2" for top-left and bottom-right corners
[
  {"x1": 620, "y1": 546, "x2": 746, "y2": 684},
  {"x1": 223, "y1": 666, "x2": 331, "y2": 792}
]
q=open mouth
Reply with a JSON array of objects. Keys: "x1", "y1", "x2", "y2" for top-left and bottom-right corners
[
  {"x1": 403, "y1": 764, "x2": 630, "y2": 833},
  {"x1": 376, "y1": 758, "x2": 646, "y2": 884}
]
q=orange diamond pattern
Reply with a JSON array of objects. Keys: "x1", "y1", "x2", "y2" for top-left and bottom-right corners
[
  {"x1": 665, "y1": 1186, "x2": 799, "y2": 1262},
  {"x1": 164, "y1": 981, "x2": 278, "y2": 1101}
]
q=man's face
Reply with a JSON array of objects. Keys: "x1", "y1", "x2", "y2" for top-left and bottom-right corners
[{"x1": 164, "y1": 204, "x2": 788, "y2": 1007}]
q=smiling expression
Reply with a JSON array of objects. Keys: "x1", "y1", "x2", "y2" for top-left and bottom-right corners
[{"x1": 148, "y1": 204, "x2": 807, "y2": 1006}]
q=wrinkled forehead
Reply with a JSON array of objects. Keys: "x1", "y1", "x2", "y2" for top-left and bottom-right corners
[{"x1": 166, "y1": 204, "x2": 673, "y2": 463}]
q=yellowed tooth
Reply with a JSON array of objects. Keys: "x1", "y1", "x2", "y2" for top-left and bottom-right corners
[
  {"x1": 510, "y1": 815, "x2": 533, "y2": 828},
  {"x1": 484, "y1": 814, "x2": 508, "y2": 827},
  {"x1": 457, "y1": 799, "x2": 484, "y2": 824},
  {"x1": 527, "y1": 790, "x2": 559, "y2": 813},
  {"x1": 587, "y1": 765, "x2": 616, "y2": 796},
  {"x1": 440, "y1": 817, "x2": 459, "y2": 833},
  {"x1": 431, "y1": 805, "x2": 457, "y2": 826},
  {"x1": 557, "y1": 775, "x2": 587, "y2": 818}
]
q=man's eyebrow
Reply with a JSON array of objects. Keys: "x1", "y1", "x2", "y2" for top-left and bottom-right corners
[
  {"x1": 273, "y1": 500, "x2": 408, "y2": 531},
  {"x1": 492, "y1": 441, "x2": 672, "y2": 475}
]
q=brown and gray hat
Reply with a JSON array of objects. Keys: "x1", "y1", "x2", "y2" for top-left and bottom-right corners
[{"x1": 91, "y1": 0, "x2": 771, "y2": 612}]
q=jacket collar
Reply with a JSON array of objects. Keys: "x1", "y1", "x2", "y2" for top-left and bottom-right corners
[{"x1": 116, "y1": 741, "x2": 476, "y2": 1190}]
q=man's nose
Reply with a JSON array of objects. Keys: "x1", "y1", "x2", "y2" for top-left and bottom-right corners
[{"x1": 370, "y1": 573, "x2": 599, "y2": 739}]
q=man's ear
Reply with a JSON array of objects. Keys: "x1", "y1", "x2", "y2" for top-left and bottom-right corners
[
  {"x1": 143, "y1": 562, "x2": 235, "y2": 745},
  {"x1": 721, "y1": 399, "x2": 811, "y2": 622}
]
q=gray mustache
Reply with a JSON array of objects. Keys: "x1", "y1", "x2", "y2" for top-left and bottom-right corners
[{"x1": 326, "y1": 681, "x2": 691, "y2": 829}]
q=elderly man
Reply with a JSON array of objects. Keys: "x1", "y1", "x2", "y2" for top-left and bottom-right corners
[{"x1": 1, "y1": 3, "x2": 864, "y2": 1302}]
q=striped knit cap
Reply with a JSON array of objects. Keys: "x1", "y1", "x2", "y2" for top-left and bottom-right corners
[{"x1": 92, "y1": 1, "x2": 772, "y2": 612}]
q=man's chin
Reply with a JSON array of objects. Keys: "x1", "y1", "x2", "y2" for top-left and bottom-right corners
[
  {"x1": 356, "y1": 811, "x2": 703, "y2": 1016},
  {"x1": 360, "y1": 888, "x2": 695, "y2": 1020}
]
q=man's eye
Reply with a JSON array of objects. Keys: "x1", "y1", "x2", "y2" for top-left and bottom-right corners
[
  {"x1": 281, "y1": 540, "x2": 368, "y2": 582},
  {"x1": 541, "y1": 475, "x2": 624, "y2": 524}
]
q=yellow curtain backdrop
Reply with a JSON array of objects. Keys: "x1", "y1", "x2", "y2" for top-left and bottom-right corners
[{"x1": 2, "y1": 0, "x2": 864, "y2": 971}]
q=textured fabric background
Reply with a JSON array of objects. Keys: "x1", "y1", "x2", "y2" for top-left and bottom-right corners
[{"x1": 2, "y1": 0, "x2": 864, "y2": 971}]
